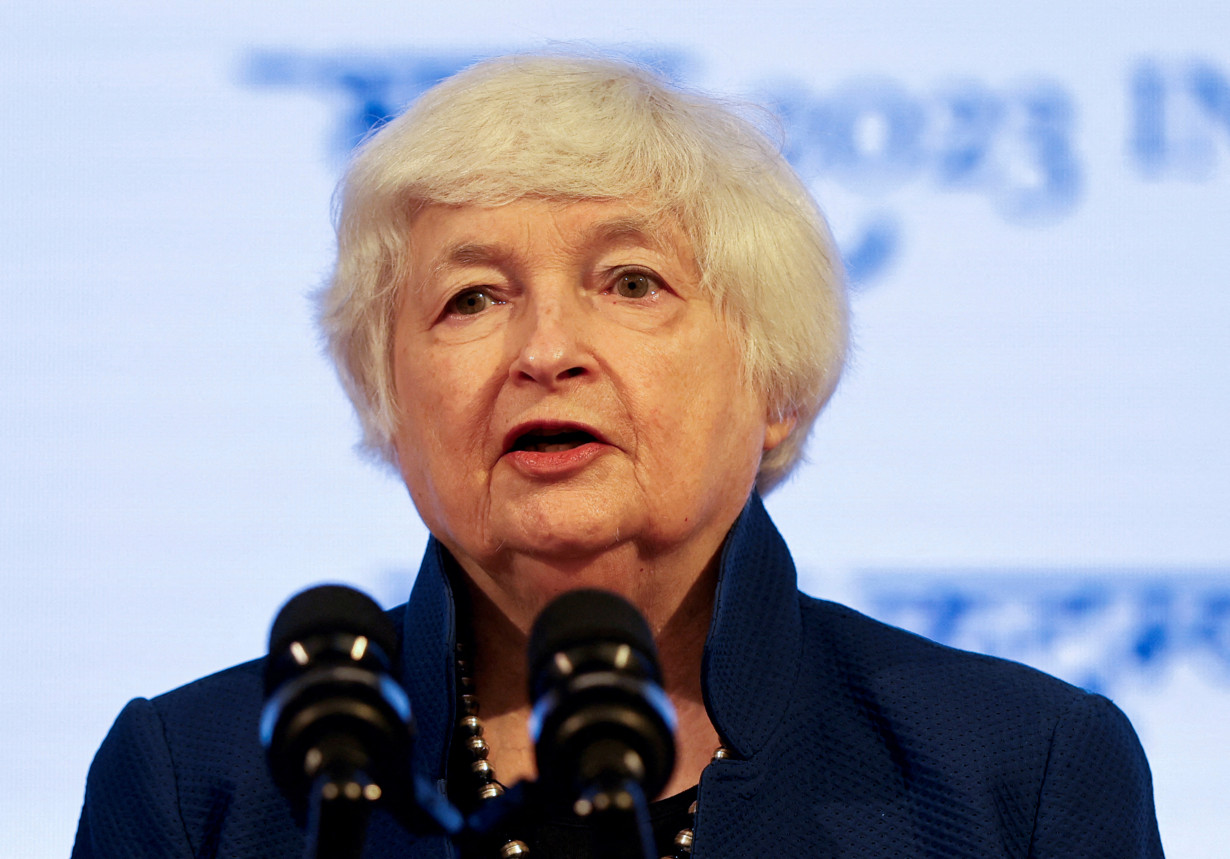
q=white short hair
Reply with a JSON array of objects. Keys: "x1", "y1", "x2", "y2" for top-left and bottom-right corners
[{"x1": 318, "y1": 53, "x2": 848, "y2": 493}]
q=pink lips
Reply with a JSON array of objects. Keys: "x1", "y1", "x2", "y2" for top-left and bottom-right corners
[{"x1": 501, "y1": 421, "x2": 610, "y2": 478}]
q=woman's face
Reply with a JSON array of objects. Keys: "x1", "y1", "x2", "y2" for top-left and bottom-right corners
[{"x1": 389, "y1": 198, "x2": 793, "y2": 603}]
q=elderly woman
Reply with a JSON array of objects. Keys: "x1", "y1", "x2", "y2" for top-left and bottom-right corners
[{"x1": 73, "y1": 55, "x2": 1163, "y2": 859}]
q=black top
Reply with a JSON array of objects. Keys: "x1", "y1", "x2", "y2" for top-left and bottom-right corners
[{"x1": 519, "y1": 786, "x2": 696, "y2": 859}]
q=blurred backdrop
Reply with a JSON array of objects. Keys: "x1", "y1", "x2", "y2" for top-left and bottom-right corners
[{"x1": 2, "y1": 2, "x2": 1228, "y2": 856}]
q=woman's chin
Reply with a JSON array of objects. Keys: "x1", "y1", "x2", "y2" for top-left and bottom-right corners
[
  {"x1": 496, "y1": 520, "x2": 633, "y2": 564},
  {"x1": 486, "y1": 488, "x2": 640, "y2": 559}
]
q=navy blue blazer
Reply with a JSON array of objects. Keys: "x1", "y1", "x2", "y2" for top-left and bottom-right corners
[{"x1": 73, "y1": 494, "x2": 1164, "y2": 857}]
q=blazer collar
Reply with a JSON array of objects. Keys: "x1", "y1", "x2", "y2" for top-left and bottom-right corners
[
  {"x1": 703, "y1": 492, "x2": 803, "y2": 758},
  {"x1": 400, "y1": 538, "x2": 460, "y2": 785}
]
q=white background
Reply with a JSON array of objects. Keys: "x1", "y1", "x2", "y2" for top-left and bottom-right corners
[{"x1": 2, "y1": 2, "x2": 1228, "y2": 856}]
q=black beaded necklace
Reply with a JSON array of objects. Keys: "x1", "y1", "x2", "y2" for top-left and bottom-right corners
[{"x1": 453, "y1": 639, "x2": 726, "y2": 859}]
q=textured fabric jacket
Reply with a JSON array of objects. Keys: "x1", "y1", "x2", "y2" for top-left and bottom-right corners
[{"x1": 73, "y1": 494, "x2": 1164, "y2": 858}]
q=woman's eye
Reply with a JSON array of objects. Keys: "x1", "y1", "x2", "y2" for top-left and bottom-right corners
[
  {"x1": 614, "y1": 272, "x2": 657, "y2": 299},
  {"x1": 448, "y1": 288, "x2": 496, "y2": 316}
]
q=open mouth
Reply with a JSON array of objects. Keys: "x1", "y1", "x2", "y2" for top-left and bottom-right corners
[{"x1": 510, "y1": 428, "x2": 599, "y2": 453}]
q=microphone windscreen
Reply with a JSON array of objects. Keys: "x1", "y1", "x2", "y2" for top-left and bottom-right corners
[
  {"x1": 528, "y1": 588, "x2": 658, "y2": 683},
  {"x1": 268, "y1": 584, "x2": 398, "y2": 673}
]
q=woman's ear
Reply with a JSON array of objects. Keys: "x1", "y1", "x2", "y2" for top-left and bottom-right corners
[{"x1": 763, "y1": 410, "x2": 797, "y2": 452}]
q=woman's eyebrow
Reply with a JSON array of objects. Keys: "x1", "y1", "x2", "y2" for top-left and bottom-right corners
[
  {"x1": 436, "y1": 241, "x2": 512, "y2": 269},
  {"x1": 420, "y1": 214, "x2": 674, "y2": 289},
  {"x1": 418, "y1": 241, "x2": 513, "y2": 291},
  {"x1": 587, "y1": 216, "x2": 670, "y2": 253}
]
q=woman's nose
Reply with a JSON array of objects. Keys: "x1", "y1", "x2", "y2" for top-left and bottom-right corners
[{"x1": 508, "y1": 292, "x2": 595, "y2": 388}]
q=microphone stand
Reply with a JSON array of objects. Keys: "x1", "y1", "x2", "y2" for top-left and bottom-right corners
[
  {"x1": 300, "y1": 736, "x2": 465, "y2": 859},
  {"x1": 303, "y1": 737, "x2": 378, "y2": 859},
  {"x1": 580, "y1": 777, "x2": 657, "y2": 859},
  {"x1": 459, "y1": 774, "x2": 656, "y2": 859}
]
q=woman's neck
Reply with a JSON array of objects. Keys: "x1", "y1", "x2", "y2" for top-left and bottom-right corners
[{"x1": 461, "y1": 553, "x2": 722, "y2": 799}]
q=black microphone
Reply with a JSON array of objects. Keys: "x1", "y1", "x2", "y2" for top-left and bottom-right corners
[
  {"x1": 527, "y1": 588, "x2": 676, "y2": 858},
  {"x1": 260, "y1": 584, "x2": 416, "y2": 859}
]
